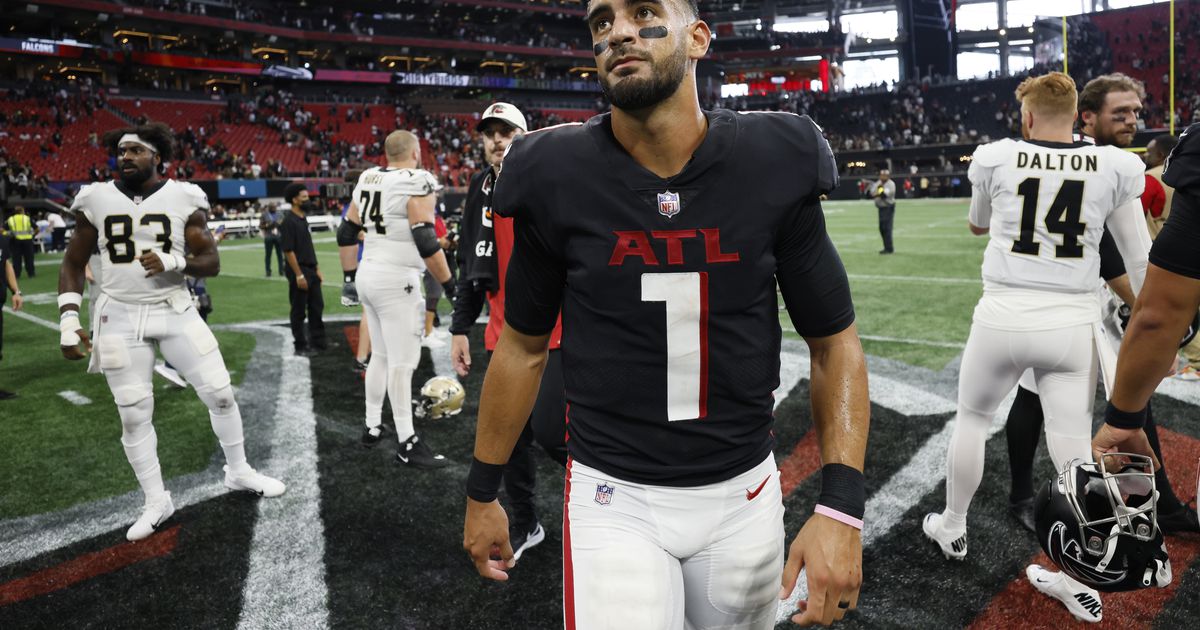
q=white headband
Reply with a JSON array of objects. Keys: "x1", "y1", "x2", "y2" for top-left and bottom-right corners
[{"x1": 118, "y1": 134, "x2": 157, "y2": 153}]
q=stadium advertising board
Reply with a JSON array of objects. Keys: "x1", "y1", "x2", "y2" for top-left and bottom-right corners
[{"x1": 216, "y1": 179, "x2": 268, "y2": 200}]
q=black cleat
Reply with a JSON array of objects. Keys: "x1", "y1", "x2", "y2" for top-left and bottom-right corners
[
  {"x1": 1159, "y1": 503, "x2": 1200, "y2": 535},
  {"x1": 510, "y1": 522, "x2": 546, "y2": 562},
  {"x1": 396, "y1": 434, "x2": 449, "y2": 469},
  {"x1": 361, "y1": 423, "x2": 391, "y2": 448},
  {"x1": 0, "y1": 390, "x2": 17, "y2": 400},
  {"x1": 1009, "y1": 497, "x2": 1037, "y2": 533}
]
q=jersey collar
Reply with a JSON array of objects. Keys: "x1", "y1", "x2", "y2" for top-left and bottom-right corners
[
  {"x1": 587, "y1": 109, "x2": 737, "y2": 190},
  {"x1": 113, "y1": 179, "x2": 168, "y2": 203}
]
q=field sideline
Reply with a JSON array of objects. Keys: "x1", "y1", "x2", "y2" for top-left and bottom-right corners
[{"x1": 2, "y1": 199, "x2": 1197, "y2": 629}]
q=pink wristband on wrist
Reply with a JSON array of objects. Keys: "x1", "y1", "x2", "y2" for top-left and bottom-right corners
[{"x1": 815, "y1": 504, "x2": 864, "y2": 530}]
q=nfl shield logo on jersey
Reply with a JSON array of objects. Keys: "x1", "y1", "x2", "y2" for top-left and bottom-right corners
[
  {"x1": 594, "y1": 483, "x2": 614, "y2": 505},
  {"x1": 657, "y1": 191, "x2": 681, "y2": 218}
]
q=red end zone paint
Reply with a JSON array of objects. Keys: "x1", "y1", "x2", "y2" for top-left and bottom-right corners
[
  {"x1": 968, "y1": 428, "x2": 1200, "y2": 629},
  {"x1": 779, "y1": 430, "x2": 823, "y2": 496},
  {"x1": 0, "y1": 525, "x2": 180, "y2": 607}
]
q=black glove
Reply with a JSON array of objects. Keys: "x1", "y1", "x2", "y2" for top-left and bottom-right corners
[{"x1": 441, "y1": 279, "x2": 457, "y2": 304}]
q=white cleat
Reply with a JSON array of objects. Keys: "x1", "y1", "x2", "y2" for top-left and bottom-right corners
[
  {"x1": 420, "y1": 335, "x2": 446, "y2": 349},
  {"x1": 154, "y1": 361, "x2": 189, "y2": 388},
  {"x1": 1026, "y1": 564, "x2": 1103, "y2": 623},
  {"x1": 223, "y1": 465, "x2": 286, "y2": 497},
  {"x1": 127, "y1": 492, "x2": 175, "y2": 542},
  {"x1": 922, "y1": 512, "x2": 968, "y2": 560}
]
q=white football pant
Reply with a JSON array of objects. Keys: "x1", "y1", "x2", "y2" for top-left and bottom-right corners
[
  {"x1": 358, "y1": 264, "x2": 424, "y2": 442},
  {"x1": 93, "y1": 295, "x2": 249, "y2": 501},
  {"x1": 947, "y1": 322, "x2": 1097, "y2": 518},
  {"x1": 564, "y1": 455, "x2": 784, "y2": 630}
]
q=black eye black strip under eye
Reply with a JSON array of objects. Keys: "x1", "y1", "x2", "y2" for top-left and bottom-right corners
[{"x1": 593, "y1": 26, "x2": 669, "y2": 55}]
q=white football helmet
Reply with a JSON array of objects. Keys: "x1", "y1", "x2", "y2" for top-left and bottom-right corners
[{"x1": 414, "y1": 376, "x2": 465, "y2": 420}]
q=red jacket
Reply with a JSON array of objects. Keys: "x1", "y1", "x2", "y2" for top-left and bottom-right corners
[{"x1": 484, "y1": 212, "x2": 563, "y2": 351}]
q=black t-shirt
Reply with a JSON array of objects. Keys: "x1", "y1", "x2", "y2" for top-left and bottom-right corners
[
  {"x1": 495, "y1": 109, "x2": 854, "y2": 486},
  {"x1": 280, "y1": 210, "x2": 317, "y2": 268},
  {"x1": 1152, "y1": 123, "x2": 1200, "y2": 279}
]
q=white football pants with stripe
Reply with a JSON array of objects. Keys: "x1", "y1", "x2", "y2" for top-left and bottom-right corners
[
  {"x1": 357, "y1": 264, "x2": 424, "y2": 442},
  {"x1": 93, "y1": 295, "x2": 249, "y2": 501},
  {"x1": 564, "y1": 455, "x2": 783, "y2": 630}
]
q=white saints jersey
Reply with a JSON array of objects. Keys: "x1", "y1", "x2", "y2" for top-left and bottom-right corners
[
  {"x1": 352, "y1": 166, "x2": 441, "y2": 271},
  {"x1": 70, "y1": 179, "x2": 208, "y2": 303},
  {"x1": 968, "y1": 138, "x2": 1145, "y2": 293}
]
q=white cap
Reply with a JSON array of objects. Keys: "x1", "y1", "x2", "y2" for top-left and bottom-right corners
[{"x1": 476, "y1": 102, "x2": 527, "y2": 133}]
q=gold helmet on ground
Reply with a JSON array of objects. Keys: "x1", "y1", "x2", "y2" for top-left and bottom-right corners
[{"x1": 415, "y1": 376, "x2": 465, "y2": 420}]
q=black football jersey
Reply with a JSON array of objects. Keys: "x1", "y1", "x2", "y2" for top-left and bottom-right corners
[
  {"x1": 1153, "y1": 122, "x2": 1200, "y2": 279},
  {"x1": 495, "y1": 109, "x2": 855, "y2": 486}
]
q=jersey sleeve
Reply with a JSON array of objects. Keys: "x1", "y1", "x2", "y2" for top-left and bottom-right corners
[
  {"x1": 1112, "y1": 150, "x2": 1147, "y2": 208},
  {"x1": 492, "y1": 134, "x2": 532, "y2": 220},
  {"x1": 398, "y1": 169, "x2": 442, "y2": 197},
  {"x1": 68, "y1": 183, "x2": 98, "y2": 224},
  {"x1": 180, "y1": 182, "x2": 211, "y2": 213},
  {"x1": 775, "y1": 198, "x2": 856, "y2": 337},
  {"x1": 1162, "y1": 123, "x2": 1200, "y2": 194},
  {"x1": 800, "y1": 116, "x2": 839, "y2": 197},
  {"x1": 502, "y1": 214, "x2": 567, "y2": 336}
]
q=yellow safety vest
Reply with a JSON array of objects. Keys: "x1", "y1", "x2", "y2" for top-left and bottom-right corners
[{"x1": 5, "y1": 214, "x2": 33, "y2": 241}]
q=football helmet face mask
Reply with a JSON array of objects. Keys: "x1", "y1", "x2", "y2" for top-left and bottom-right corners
[
  {"x1": 414, "y1": 376, "x2": 465, "y2": 420},
  {"x1": 1035, "y1": 454, "x2": 1172, "y2": 592}
]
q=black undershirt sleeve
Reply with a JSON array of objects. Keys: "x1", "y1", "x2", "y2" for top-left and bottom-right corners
[
  {"x1": 1098, "y1": 226, "x2": 1126, "y2": 281},
  {"x1": 1149, "y1": 190, "x2": 1200, "y2": 280},
  {"x1": 775, "y1": 198, "x2": 856, "y2": 337},
  {"x1": 502, "y1": 215, "x2": 566, "y2": 336}
]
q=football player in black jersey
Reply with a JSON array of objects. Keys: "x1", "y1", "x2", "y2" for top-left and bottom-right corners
[
  {"x1": 1097, "y1": 124, "x2": 1200, "y2": 472},
  {"x1": 461, "y1": 0, "x2": 870, "y2": 627}
]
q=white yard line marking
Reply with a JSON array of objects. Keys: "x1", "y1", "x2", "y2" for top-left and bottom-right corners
[
  {"x1": 776, "y1": 362, "x2": 1012, "y2": 623},
  {"x1": 57, "y1": 390, "x2": 92, "y2": 405},
  {"x1": 781, "y1": 323, "x2": 966, "y2": 350},
  {"x1": 233, "y1": 326, "x2": 329, "y2": 630},
  {"x1": 2, "y1": 306, "x2": 58, "y2": 331},
  {"x1": 859, "y1": 334, "x2": 966, "y2": 349},
  {"x1": 847, "y1": 274, "x2": 978, "y2": 285}
]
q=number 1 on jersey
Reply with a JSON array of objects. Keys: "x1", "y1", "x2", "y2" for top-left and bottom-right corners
[{"x1": 641, "y1": 272, "x2": 708, "y2": 421}]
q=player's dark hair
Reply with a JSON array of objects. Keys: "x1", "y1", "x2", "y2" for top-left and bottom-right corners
[
  {"x1": 102, "y1": 122, "x2": 176, "y2": 164},
  {"x1": 282, "y1": 182, "x2": 307, "y2": 204},
  {"x1": 1149, "y1": 133, "x2": 1179, "y2": 158},
  {"x1": 1078, "y1": 73, "x2": 1145, "y2": 115}
]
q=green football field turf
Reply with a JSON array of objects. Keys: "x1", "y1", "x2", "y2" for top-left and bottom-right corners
[{"x1": 0, "y1": 199, "x2": 980, "y2": 518}]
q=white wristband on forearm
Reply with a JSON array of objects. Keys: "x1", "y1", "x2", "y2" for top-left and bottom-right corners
[
  {"x1": 155, "y1": 251, "x2": 188, "y2": 273},
  {"x1": 60, "y1": 312, "x2": 82, "y2": 347},
  {"x1": 58, "y1": 292, "x2": 83, "y2": 309}
]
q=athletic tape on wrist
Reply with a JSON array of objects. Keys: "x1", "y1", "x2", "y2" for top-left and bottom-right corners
[
  {"x1": 1104, "y1": 401, "x2": 1147, "y2": 430},
  {"x1": 817, "y1": 463, "x2": 866, "y2": 521},
  {"x1": 815, "y1": 505, "x2": 864, "y2": 530},
  {"x1": 466, "y1": 456, "x2": 506, "y2": 503},
  {"x1": 157, "y1": 251, "x2": 187, "y2": 273},
  {"x1": 58, "y1": 292, "x2": 83, "y2": 309},
  {"x1": 59, "y1": 313, "x2": 82, "y2": 346}
]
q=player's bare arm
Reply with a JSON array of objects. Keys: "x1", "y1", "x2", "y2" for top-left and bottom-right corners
[
  {"x1": 1097, "y1": 264, "x2": 1200, "y2": 465},
  {"x1": 463, "y1": 325, "x2": 552, "y2": 580},
  {"x1": 408, "y1": 193, "x2": 452, "y2": 285},
  {"x1": 781, "y1": 323, "x2": 869, "y2": 626},
  {"x1": 57, "y1": 213, "x2": 97, "y2": 360}
]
